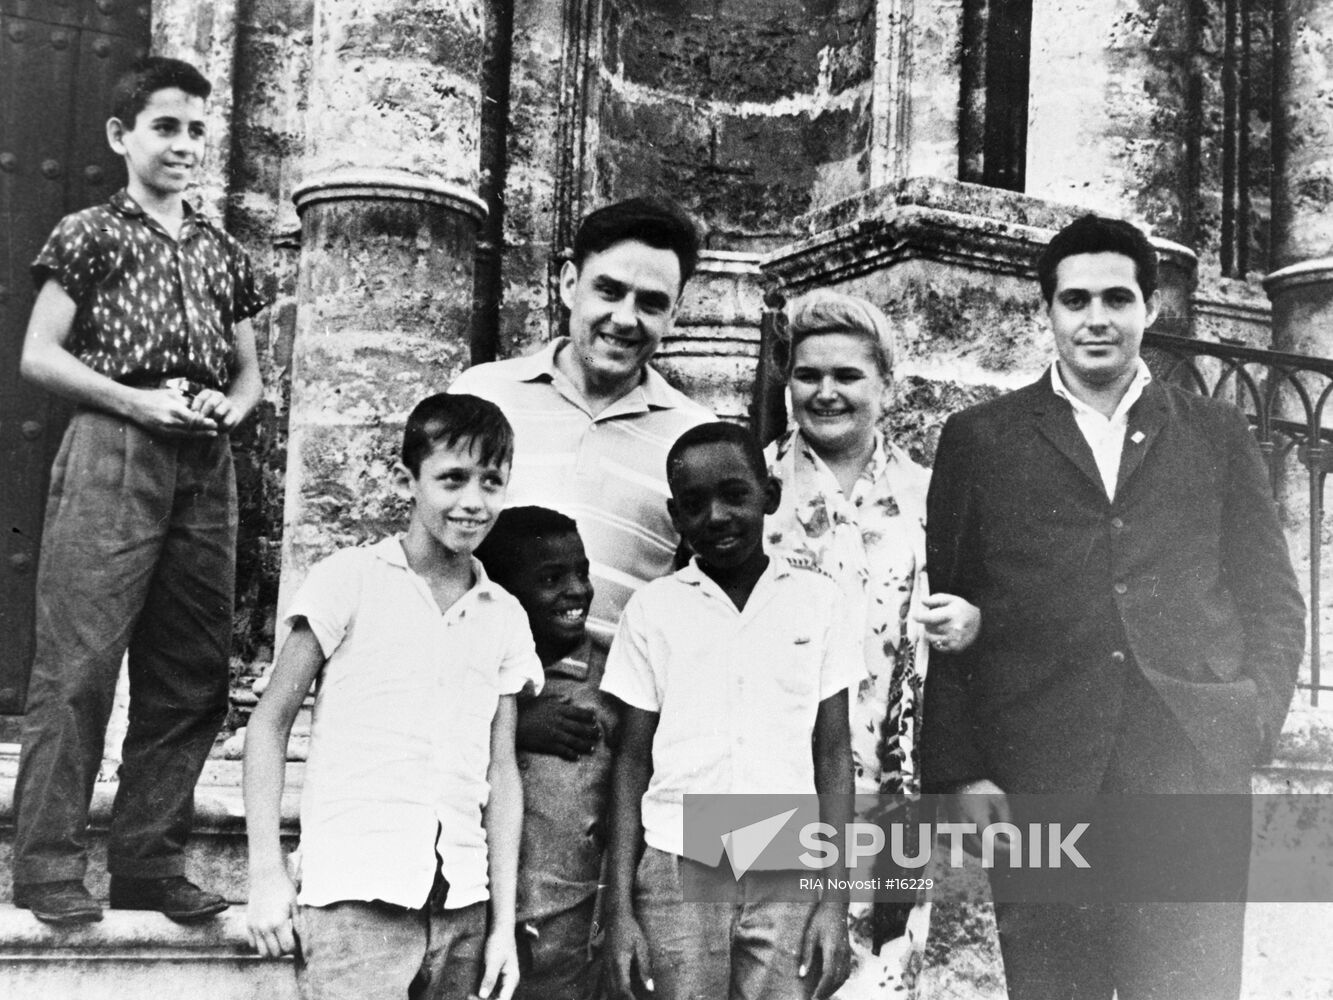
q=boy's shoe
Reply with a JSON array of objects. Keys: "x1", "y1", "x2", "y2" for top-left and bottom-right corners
[
  {"x1": 13, "y1": 880, "x2": 104, "y2": 924},
  {"x1": 109, "y1": 876, "x2": 229, "y2": 922}
]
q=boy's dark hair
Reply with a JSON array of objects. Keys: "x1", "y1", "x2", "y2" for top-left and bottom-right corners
[
  {"x1": 666, "y1": 421, "x2": 767, "y2": 487},
  {"x1": 1036, "y1": 214, "x2": 1158, "y2": 305},
  {"x1": 572, "y1": 197, "x2": 701, "y2": 288},
  {"x1": 401, "y1": 393, "x2": 514, "y2": 475},
  {"x1": 110, "y1": 57, "x2": 212, "y2": 127},
  {"x1": 474, "y1": 506, "x2": 581, "y2": 590}
]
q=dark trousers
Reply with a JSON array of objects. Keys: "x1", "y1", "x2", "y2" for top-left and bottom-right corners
[
  {"x1": 13, "y1": 410, "x2": 236, "y2": 885},
  {"x1": 990, "y1": 669, "x2": 1250, "y2": 1000}
]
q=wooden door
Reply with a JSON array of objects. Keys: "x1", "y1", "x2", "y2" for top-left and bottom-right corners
[{"x1": 0, "y1": 0, "x2": 150, "y2": 714}]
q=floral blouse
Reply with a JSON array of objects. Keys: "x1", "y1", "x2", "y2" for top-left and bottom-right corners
[{"x1": 764, "y1": 428, "x2": 932, "y2": 795}]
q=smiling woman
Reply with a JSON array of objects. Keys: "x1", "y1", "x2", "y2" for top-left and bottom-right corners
[{"x1": 763, "y1": 290, "x2": 981, "y2": 995}]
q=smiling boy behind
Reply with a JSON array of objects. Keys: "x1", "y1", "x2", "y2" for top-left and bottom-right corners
[
  {"x1": 475, "y1": 507, "x2": 617, "y2": 1000},
  {"x1": 244, "y1": 393, "x2": 543, "y2": 1000}
]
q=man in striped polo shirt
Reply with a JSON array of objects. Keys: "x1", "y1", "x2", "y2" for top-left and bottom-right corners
[{"x1": 451, "y1": 197, "x2": 713, "y2": 654}]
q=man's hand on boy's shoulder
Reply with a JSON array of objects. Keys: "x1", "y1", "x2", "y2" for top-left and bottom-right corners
[{"x1": 516, "y1": 693, "x2": 601, "y2": 760}]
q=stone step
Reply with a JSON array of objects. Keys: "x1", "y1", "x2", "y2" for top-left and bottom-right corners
[
  {"x1": 0, "y1": 905, "x2": 297, "y2": 1000},
  {"x1": 0, "y1": 753, "x2": 302, "y2": 905}
]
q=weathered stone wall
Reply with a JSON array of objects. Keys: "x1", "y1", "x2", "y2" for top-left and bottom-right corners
[
  {"x1": 1026, "y1": 0, "x2": 1195, "y2": 238},
  {"x1": 489, "y1": 0, "x2": 573, "y2": 359},
  {"x1": 596, "y1": 0, "x2": 877, "y2": 253},
  {"x1": 1271, "y1": 0, "x2": 1333, "y2": 270},
  {"x1": 902, "y1": 0, "x2": 965, "y2": 182}
]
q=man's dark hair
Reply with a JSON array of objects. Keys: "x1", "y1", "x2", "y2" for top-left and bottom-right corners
[
  {"x1": 1036, "y1": 214, "x2": 1159, "y2": 305},
  {"x1": 572, "y1": 197, "x2": 701, "y2": 288},
  {"x1": 666, "y1": 421, "x2": 767, "y2": 487},
  {"x1": 474, "y1": 506, "x2": 582, "y2": 590},
  {"x1": 401, "y1": 393, "x2": 514, "y2": 475},
  {"x1": 110, "y1": 57, "x2": 212, "y2": 128}
]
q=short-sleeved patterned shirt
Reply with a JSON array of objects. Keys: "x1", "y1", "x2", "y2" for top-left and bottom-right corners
[
  {"x1": 31, "y1": 189, "x2": 266, "y2": 390},
  {"x1": 765, "y1": 428, "x2": 933, "y2": 796}
]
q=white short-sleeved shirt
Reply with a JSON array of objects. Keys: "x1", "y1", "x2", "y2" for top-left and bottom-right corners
[
  {"x1": 450, "y1": 339, "x2": 713, "y2": 649},
  {"x1": 286, "y1": 536, "x2": 544, "y2": 910},
  {"x1": 600, "y1": 555, "x2": 858, "y2": 862}
]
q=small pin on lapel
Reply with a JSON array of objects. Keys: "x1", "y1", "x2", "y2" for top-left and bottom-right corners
[{"x1": 1130, "y1": 430, "x2": 1146, "y2": 444}]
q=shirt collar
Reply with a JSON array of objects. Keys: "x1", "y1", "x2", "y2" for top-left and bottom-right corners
[
  {"x1": 677, "y1": 552, "x2": 793, "y2": 590},
  {"x1": 548, "y1": 635, "x2": 597, "y2": 681},
  {"x1": 109, "y1": 188, "x2": 206, "y2": 236},
  {"x1": 371, "y1": 535, "x2": 497, "y2": 599},
  {"x1": 1050, "y1": 358, "x2": 1152, "y2": 422},
  {"x1": 515, "y1": 337, "x2": 687, "y2": 411}
]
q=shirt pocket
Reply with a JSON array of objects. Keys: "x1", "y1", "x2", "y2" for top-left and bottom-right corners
[{"x1": 772, "y1": 632, "x2": 821, "y2": 709}]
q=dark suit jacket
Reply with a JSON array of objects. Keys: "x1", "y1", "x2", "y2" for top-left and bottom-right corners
[{"x1": 920, "y1": 371, "x2": 1306, "y2": 795}]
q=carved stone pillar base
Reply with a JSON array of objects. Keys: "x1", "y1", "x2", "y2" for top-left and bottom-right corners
[
  {"x1": 654, "y1": 251, "x2": 766, "y2": 424},
  {"x1": 279, "y1": 171, "x2": 485, "y2": 604}
]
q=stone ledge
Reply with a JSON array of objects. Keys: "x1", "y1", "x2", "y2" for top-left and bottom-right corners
[
  {"x1": 0, "y1": 905, "x2": 278, "y2": 956},
  {"x1": 1267, "y1": 704, "x2": 1333, "y2": 773},
  {"x1": 0, "y1": 906, "x2": 297, "y2": 1000},
  {"x1": 765, "y1": 177, "x2": 1197, "y2": 292},
  {"x1": 292, "y1": 167, "x2": 488, "y2": 220}
]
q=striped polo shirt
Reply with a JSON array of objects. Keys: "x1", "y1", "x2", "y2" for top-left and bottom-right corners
[{"x1": 450, "y1": 339, "x2": 713, "y2": 648}]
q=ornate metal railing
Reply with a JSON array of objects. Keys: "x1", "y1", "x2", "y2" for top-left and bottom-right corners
[{"x1": 1143, "y1": 332, "x2": 1333, "y2": 705}]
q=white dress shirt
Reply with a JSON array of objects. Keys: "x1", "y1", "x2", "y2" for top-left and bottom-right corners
[{"x1": 1050, "y1": 359, "x2": 1152, "y2": 501}]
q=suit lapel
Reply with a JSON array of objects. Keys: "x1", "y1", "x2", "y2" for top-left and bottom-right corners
[
  {"x1": 1115, "y1": 379, "x2": 1169, "y2": 496},
  {"x1": 1031, "y1": 378, "x2": 1105, "y2": 494}
]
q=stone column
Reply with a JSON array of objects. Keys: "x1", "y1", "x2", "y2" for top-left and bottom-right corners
[
  {"x1": 1266, "y1": 0, "x2": 1333, "y2": 358},
  {"x1": 653, "y1": 251, "x2": 766, "y2": 424},
  {"x1": 280, "y1": 0, "x2": 488, "y2": 606},
  {"x1": 1024, "y1": 0, "x2": 1193, "y2": 238}
]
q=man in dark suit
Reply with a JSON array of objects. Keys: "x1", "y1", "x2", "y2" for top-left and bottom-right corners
[{"x1": 920, "y1": 214, "x2": 1306, "y2": 999}]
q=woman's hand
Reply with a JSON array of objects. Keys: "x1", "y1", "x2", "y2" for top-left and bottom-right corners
[{"x1": 914, "y1": 593, "x2": 981, "y2": 653}]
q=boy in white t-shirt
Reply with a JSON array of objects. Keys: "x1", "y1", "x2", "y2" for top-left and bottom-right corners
[
  {"x1": 602, "y1": 421, "x2": 857, "y2": 1000},
  {"x1": 243, "y1": 393, "x2": 543, "y2": 1000}
]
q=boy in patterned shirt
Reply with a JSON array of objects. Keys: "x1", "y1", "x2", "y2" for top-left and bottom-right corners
[{"x1": 12, "y1": 56, "x2": 265, "y2": 925}]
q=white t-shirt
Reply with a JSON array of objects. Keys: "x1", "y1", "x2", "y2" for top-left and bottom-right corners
[{"x1": 287, "y1": 536, "x2": 543, "y2": 909}]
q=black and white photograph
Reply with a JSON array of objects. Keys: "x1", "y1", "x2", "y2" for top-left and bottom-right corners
[{"x1": 2, "y1": 1, "x2": 1333, "y2": 997}]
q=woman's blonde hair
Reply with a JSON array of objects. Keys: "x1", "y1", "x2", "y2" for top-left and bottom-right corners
[{"x1": 777, "y1": 290, "x2": 896, "y2": 380}]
